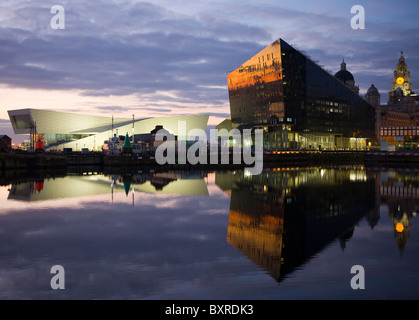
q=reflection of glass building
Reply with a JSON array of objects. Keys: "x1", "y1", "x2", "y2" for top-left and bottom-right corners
[
  {"x1": 219, "y1": 38, "x2": 376, "y2": 150},
  {"x1": 216, "y1": 168, "x2": 376, "y2": 282},
  {"x1": 8, "y1": 108, "x2": 209, "y2": 151}
]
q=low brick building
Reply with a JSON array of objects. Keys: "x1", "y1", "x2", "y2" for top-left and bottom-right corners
[{"x1": 0, "y1": 135, "x2": 12, "y2": 153}]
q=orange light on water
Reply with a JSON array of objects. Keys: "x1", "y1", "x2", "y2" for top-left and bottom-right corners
[{"x1": 396, "y1": 223, "x2": 404, "y2": 233}]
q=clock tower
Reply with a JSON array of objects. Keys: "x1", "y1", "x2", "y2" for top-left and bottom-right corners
[{"x1": 391, "y1": 52, "x2": 412, "y2": 96}]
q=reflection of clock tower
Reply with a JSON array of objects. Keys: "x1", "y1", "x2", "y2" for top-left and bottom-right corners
[{"x1": 389, "y1": 52, "x2": 412, "y2": 103}]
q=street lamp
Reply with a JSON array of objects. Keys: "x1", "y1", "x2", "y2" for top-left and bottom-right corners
[{"x1": 132, "y1": 114, "x2": 135, "y2": 142}]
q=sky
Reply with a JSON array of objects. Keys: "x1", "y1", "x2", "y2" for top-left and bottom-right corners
[{"x1": 0, "y1": 0, "x2": 418, "y2": 143}]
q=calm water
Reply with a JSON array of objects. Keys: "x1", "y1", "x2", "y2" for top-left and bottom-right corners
[{"x1": 0, "y1": 166, "x2": 418, "y2": 300}]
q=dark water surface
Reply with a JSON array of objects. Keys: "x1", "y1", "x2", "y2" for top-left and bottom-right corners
[{"x1": 0, "y1": 166, "x2": 418, "y2": 299}]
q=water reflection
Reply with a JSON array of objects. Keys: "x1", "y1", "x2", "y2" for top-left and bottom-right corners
[
  {"x1": 7, "y1": 171, "x2": 209, "y2": 203},
  {"x1": 0, "y1": 166, "x2": 418, "y2": 299},
  {"x1": 215, "y1": 166, "x2": 418, "y2": 282},
  {"x1": 374, "y1": 169, "x2": 419, "y2": 253}
]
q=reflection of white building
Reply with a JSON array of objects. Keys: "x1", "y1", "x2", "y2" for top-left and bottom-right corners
[
  {"x1": 7, "y1": 173, "x2": 209, "y2": 202},
  {"x1": 8, "y1": 108, "x2": 209, "y2": 151}
]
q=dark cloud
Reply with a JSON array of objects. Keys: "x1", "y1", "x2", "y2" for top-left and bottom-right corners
[
  {"x1": 0, "y1": 0, "x2": 267, "y2": 112},
  {"x1": 0, "y1": 0, "x2": 417, "y2": 113},
  {"x1": 199, "y1": 112, "x2": 230, "y2": 119},
  {"x1": 94, "y1": 105, "x2": 173, "y2": 113}
]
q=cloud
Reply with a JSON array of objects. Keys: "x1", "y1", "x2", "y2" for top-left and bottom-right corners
[
  {"x1": 199, "y1": 112, "x2": 230, "y2": 118},
  {"x1": 94, "y1": 105, "x2": 173, "y2": 113},
  {"x1": 0, "y1": 0, "x2": 267, "y2": 112},
  {"x1": 0, "y1": 0, "x2": 417, "y2": 119}
]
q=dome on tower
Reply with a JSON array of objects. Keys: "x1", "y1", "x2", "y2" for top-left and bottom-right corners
[
  {"x1": 335, "y1": 69, "x2": 354, "y2": 83},
  {"x1": 367, "y1": 84, "x2": 379, "y2": 95},
  {"x1": 334, "y1": 59, "x2": 354, "y2": 84}
]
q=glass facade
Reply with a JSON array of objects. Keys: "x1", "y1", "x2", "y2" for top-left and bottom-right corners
[
  {"x1": 226, "y1": 39, "x2": 376, "y2": 150},
  {"x1": 228, "y1": 39, "x2": 284, "y2": 126},
  {"x1": 44, "y1": 133, "x2": 93, "y2": 148}
]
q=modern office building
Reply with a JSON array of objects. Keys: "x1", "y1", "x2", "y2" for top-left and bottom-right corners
[
  {"x1": 7, "y1": 108, "x2": 209, "y2": 151},
  {"x1": 220, "y1": 38, "x2": 376, "y2": 150}
]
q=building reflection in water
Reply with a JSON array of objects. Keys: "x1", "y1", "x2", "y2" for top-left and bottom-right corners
[
  {"x1": 7, "y1": 171, "x2": 209, "y2": 203},
  {"x1": 216, "y1": 166, "x2": 418, "y2": 283},
  {"x1": 369, "y1": 169, "x2": 419, "y2": 254},
  {"x1": 5, "y1": 166, "x2": 418, "y2": 277}
]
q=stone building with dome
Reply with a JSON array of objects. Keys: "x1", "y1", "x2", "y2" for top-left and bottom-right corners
[{"x1": 334, "y1": 59, "x2": 359, "y2": 95}]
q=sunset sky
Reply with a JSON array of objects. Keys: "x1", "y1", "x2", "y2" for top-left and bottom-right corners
[{"x1": 1, "y1": 0, "x2": 418, "y2": 143}]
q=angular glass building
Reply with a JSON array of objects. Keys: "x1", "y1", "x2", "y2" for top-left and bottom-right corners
[{"x1": 223, "y1": 38, "x2": 375, "y2": 150}]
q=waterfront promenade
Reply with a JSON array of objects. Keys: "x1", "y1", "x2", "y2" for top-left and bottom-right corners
[{"x1": 2, "y1": 150, "x2": 419, "y2": 172}]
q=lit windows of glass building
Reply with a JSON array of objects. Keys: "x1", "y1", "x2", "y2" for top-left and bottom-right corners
[{"x1": 221, "y1": 38, "x2": 376, "y2": 151}]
